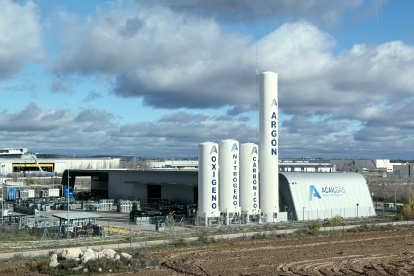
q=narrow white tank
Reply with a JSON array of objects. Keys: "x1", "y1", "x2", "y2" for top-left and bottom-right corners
[
  {"x1": 198, "y1": 142, "x2": 220, "y2": 218},
  {"x1": 259, "y1": 71, "x2": 279, "y2": 220},
  {"x1": 240, "y1": 143, "x2": 259, "y2": 215},
  {"x1": 219, "y1": 139, "x2": 240, "y2": 213}
]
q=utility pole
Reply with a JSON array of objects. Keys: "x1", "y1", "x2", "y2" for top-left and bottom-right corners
[
  {"x1": 1, "y1": 164, "x2": 4, "y2": 225},
  {"x1": 67, "y1": 168, "x2": 71, "y2": 239},
  {"x1": 395, "y1": 176, "x2": 398, "y2": 211}
]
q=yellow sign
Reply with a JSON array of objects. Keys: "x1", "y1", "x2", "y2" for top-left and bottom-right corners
[
  {"x1": 13, "y1": 163, "x2": 54, "y2": 167},
  {"x1": 103, "y1": 226, "x2": 140, "y2": 235}
]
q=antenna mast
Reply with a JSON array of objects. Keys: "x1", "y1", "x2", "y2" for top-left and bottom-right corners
[{"x1": 255, "y1": 42, "x2": 259, "y2": 142}]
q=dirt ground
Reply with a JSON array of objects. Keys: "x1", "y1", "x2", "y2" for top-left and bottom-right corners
[{"x1": 1, "y1": 228, "x2": 414, "y2": 275}]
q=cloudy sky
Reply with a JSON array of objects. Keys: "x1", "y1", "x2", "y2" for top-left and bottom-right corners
[{"x1": 0, "y1": 0, "x2": 413, "y2": 159}]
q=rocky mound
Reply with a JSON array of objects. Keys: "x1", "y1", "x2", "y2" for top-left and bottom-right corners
[{"x1": 42, "y1": 247, "x2": 157, "y2": 273}]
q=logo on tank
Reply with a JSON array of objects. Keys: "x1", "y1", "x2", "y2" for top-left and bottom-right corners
[{"x1": 231, "y1": 143, "x2": 238, "y2": 151}]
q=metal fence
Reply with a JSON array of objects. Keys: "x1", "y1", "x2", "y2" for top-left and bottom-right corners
[{"x1": 0, "y1": 211, "x2": 412, "y2": 256}]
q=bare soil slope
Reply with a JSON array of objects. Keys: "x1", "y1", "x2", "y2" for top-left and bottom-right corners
[{"x1": 1, "y1": 228, "x2": 414, "y2": 275}]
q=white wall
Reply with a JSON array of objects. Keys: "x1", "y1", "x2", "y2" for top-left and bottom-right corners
[{"x1": 66, "y1": 159, "x2": 121, "y2": 170}]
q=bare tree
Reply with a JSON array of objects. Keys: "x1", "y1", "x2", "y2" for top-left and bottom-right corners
[{"x1": 139, "y1": 159, "x2": 152, "y2": 169}]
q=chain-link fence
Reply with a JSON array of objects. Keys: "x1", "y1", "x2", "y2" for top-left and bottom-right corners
[{"x1": 1, "y1": 211, "x2": 413, "y2": 256}]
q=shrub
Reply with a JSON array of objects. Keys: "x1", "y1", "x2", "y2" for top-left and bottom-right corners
[
  {"x1": 84, "y1": 257, "x2": 126, "y2": 272},
  {"x1": 294, "y1": 228, "x2": 315, "y2": 235},
  {"x1": 57, "y1": 259, "x2": 78, "y2": 270},
  {"x1": 197, "y1": 228, "x2": 211, "y2": 244},
  {"x1": 251, "y1": 233, "x2": 266, "y2": 240},
  {"x1": 347, "y1": 223, "x2": 394, "y2": 233},
  {"x1": 35, "y1": 260, "x2": 51, "y2": 274},
  {"x1": 308, "y1": 220, "x2": 322, "y2": 231},
  {"x1": 9, "y1": 253, "x2": 24, "y2": 263},
  {"x1": 328, "y1": 215, "x2": 343, "y2": 227},
  {"x1": 125, "y1": 250, "x2": 159, "y2": 268},
  {"x1": 399, "y1": 189, "x2": 414, "y2": 219}
]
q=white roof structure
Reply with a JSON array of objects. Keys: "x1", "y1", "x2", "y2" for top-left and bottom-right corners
[
  {"x1": 52, "y1": 212, "x2": 102, "y2": 221},
  {"x1": 279, "y1": 172, "x2": 376, "y2": 221}
]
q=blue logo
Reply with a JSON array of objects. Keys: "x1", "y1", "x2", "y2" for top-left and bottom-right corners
[
  {"x1": 231, "y1": 143, "x2": 238, "y2": 151},
  {"x1": 309, "y1": 185, "x2": 321, "y2": 201}
]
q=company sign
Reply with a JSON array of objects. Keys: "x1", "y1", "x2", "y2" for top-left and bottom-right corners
[
  {"x1": 309, "y1": 185, "x2": 345, "y2": 201},
  {"x1": 251, "y1": 145, "x2": 258, "y2": 209},
  {"x1": 231, "y1": 143, "x2": 239, "y2": 207},
  {"x1": 210, "y1": 145, "x2": 218, "y2": 210}
]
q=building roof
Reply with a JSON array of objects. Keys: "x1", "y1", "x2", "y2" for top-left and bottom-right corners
[{"x1": 52, "y1": 212, "x2": 102, "y2": 221}]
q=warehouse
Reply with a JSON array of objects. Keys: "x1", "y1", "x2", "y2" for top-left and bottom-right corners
[
  {"x1": 62, "y1": 169, "x2": 375, "y2": 221},
  {"x1": 62, "y1": 169, "x2": 198, "y2": 206},
  {"x1": 279, "y1": 172, "x2": 376, "y2": 220}
]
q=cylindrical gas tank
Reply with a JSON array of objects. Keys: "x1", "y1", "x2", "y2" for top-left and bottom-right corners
[
  {"x1": 259, "y1": 71, "x2": 279, "y2": 219},
  {"x1": 198, "y1": 142, "x2": 220, "y2": 218},
  {"x1": 219, "y1": 139, "x2": 240, "y2": 214},
  {"x1": 240, "y1": 143, "x2": 259, "y2": 214}
]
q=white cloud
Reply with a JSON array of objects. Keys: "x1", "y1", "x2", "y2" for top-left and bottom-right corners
[
  {"x1": 0, "y1": 103, "x2": 73, "y2": 131},
  {"x1": 0, "y1": 0, "x2": 43, "y2": 80},
  {"x1": 40, "y1": 2, "x2": 414, "y2": 158},
  {"x1": 0, "y1": 105, "x2": 259, "y2": 157},
  {"x1": 148, "y1": 0, "x2": 364, "y2": 28}
]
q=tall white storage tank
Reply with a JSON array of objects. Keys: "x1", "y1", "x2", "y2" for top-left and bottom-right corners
[
  {"x1": 219, "y1": 139, "x2": 240, "y2": 214},
  {"x1": 198, "y1": 142, "x2": 220, "y2": 218},
  {"x1": 259, "y1": 71, "x2": 279, "y2": 220},
  {"x1": 240, "y1": 143, "x2": 259, "y2": 215}
]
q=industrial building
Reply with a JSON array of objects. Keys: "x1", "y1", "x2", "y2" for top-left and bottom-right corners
[
  {"x1": 60, "y1": 168, "x2": 375, "y2": 221},
  {"x1": 393, "y1": 164, "x2": 414, "y2": 178},
  {"x1": 146, "y1": 158, "x2": 336, "y2": 172},
  {"x1": 1, "y1": 71, "x2": 376, "y2": 224},
  {"x1": 279, "y1": 172, "x2": 375, "y2": 220},
  {"x1": 0, "y1": 149, "x2": 121, "y2": 176},
  {"x1": 57, "y1": 71, "x2": 375, "y2": 223},
  {"x1": 329, "y1": 159, "x2": 402, "y2": 172}
]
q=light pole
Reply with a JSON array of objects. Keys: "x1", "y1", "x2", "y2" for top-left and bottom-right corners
[
  {"x1": 356, "y1": 203, "x2": 359, "y2": 218},
  {"x1": 395, "y1": 176, "x2": 398, "y2": 211},
  {"x1": 67, "y1": 168, "x2": 71, "y2": 239},
  {"x1": 303, "y1": 207, "x2": 305, "y2": 221},
  {"x1": 1, "y1": 164, "x2": 5, "y2": 226}
]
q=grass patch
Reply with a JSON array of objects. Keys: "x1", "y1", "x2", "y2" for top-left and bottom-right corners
[{"x1": 0, "y1": 225, "x2": 41, "y2": 242}]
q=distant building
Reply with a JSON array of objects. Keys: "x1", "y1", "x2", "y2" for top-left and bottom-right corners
[
  {"x1": 330, "y1": 159, "x2": 401, "y2": 173},
  {"x1": 0, "y1": 148, "x2": 28, "y2": 158},
  {"x1": 146, "y1": 158, "x2": 336, "y2": 172},
  {"x1": 0, "y1": 153, "x2": 121, "y2": 176},
  {"x1": 393, "y1": 164, "x2": 414, "y2": 178}
]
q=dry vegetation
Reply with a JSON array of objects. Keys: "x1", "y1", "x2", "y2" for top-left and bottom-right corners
[
  {"x1": 1, "y1": 223, "x2": 414, "y2": 275},
  {"x1": 364, "y1": 172, "x2": 413, "y2": 202}
]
